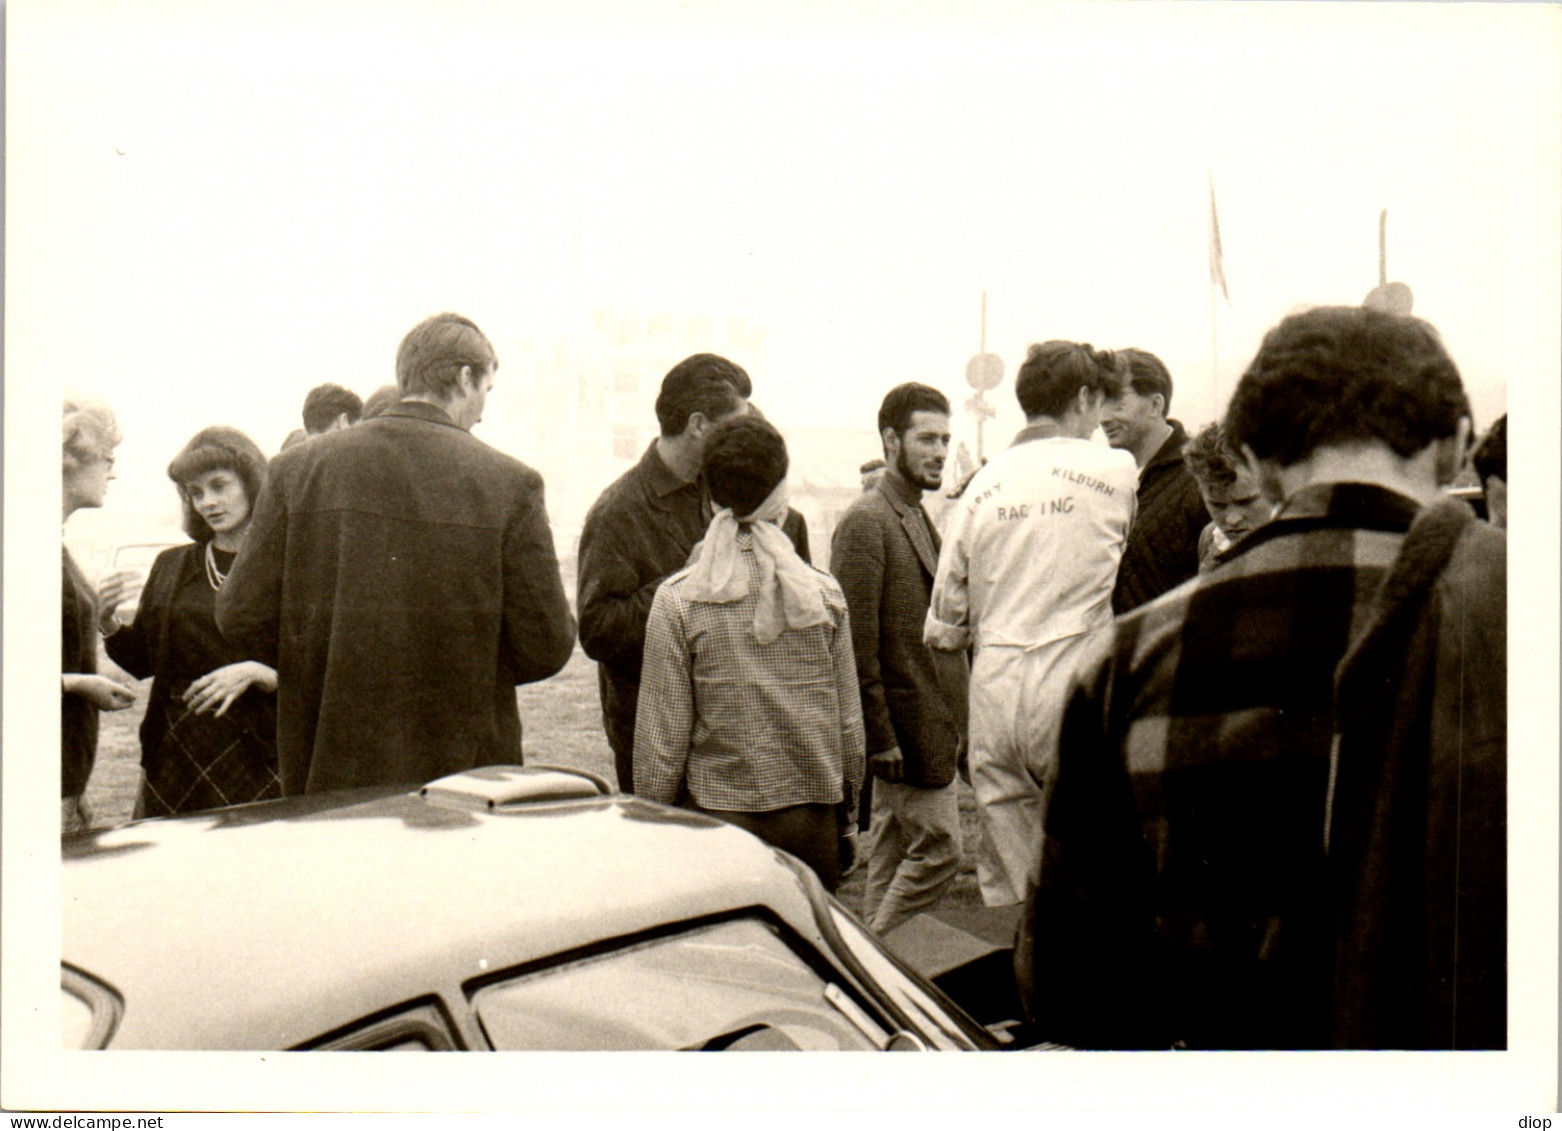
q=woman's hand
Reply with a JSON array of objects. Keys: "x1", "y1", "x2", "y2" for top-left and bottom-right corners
[
  {"x1": 64, "y1": 673, "x2": 136, "y2": 711},
  {"x1": 96, "y1": 570, "x2": 140, "y2": 634},
  {"x1": 184, "y1": 661, "x2": 278, "y2": 717}
]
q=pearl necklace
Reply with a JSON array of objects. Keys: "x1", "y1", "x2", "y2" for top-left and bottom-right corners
[{"x1": 204, "y1": 541, "x2": 231, "y2": 591}]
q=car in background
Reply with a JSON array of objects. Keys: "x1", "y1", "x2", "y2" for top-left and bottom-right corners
[
  {"x1": 63, "y1": 765, "x2": 1032, "y2": 1052},
  {"x1": 103, "y1": 540, "x2": 182, "y2": 622}
]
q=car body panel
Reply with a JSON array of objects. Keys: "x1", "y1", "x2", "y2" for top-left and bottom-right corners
[{"x1": 63, "y1": 774, "x2": 993, "y2": 1050}]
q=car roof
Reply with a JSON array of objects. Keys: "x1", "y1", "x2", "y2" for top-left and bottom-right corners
[{"x1": 63, "y1": 770, "x2": 823, "y2": 1049}]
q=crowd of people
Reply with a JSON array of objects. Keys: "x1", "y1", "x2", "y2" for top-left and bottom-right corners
[{"x1": 62, "y1": 305, "x2": 1506, "y2": 1051}]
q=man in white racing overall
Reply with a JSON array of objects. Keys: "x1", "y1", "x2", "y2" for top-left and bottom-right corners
[{"x1": 925, "y1": 341, "x2": 1137, "y2": 907}]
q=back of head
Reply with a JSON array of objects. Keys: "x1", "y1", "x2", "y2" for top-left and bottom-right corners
[
  {"x1": 1225, "y1": 306, "x2": 1469, "y2": 468},
  {"x1": 1119, "y1": 348, "x2": 1173, "y2": 414},
  {"x1": 396, "y1": 313, "x2": 496, "y2": 401},
  {"x1": 167, "y1": 426, "x2": 269, "y2": 542},
  {"x1": 302, "y1": 383, "x2": 364, "y2": 433},
  {"x1": 1182, "y1": 422, "x2": 1241, "y2": 491},
  {"x1": 361, "y1": 384, "x2": 402, "y2": 420},
  {"x1": 702, "y1": 415, "x2": 789, "y2": 517},
  {"x1": 655, "y1": 353, "x2": 750, "y2": 436},
  {"x1": 1472, "y1": 414, "x2": 1507, "y2": 484},
  {"x1": 63, "y1": 397, "x2": 122, "y2": 472},
  {"x1": 877, "y1": 382, "x2": 951, "y2": 436},
  {"x1": 1015, "y1": 341, "x2": 1121, "y2": 419}
]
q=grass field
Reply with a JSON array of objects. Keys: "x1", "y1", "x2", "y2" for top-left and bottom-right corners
[{"x1": 84, "y1": 643, "x2": 990, "y2": 924}]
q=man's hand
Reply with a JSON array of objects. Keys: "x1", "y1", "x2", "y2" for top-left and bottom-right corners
[
  {"x1": 869, "y1": 746, "x2": 904, "y2": 784},
  {"x1": 96, "y1": 570, "x2": 140, "y2": 634},
  {"x1": 184, "y1": 661, "x2": 278, "y2": 717},
  {"x1": 64, "y1": 674, "x2": 136, "y2": 712}
]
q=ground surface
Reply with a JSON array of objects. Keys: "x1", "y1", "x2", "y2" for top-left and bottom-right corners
[{"x1": 84, "y1": 643, "x2": 1016, "y2": 946}]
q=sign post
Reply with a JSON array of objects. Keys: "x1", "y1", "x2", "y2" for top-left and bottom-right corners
[{"x1": 965, "y1": 292, "x2": 1003, "y2": 463}]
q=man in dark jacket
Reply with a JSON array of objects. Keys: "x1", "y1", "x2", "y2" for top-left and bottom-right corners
[
  {"x1": 577, "y1": 354, "x2": 808, "y2": 793},
  {"x1": 832, "y1": 383, "x2": 964, "y2": 934},
  {"x1": 217, "y1": 313, "x2": 576, "y2": 795},
  {"x1": 1101, "y1": 349, "x2": 1209, "y2": 613},
  {"x1": 1024, "y1": 306, "x2": 1503, "y2": 1051}
]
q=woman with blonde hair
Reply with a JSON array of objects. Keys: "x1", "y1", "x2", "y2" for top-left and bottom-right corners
[
  {"x1": 62, "y1": 398, "x2": 137, "y2": 832},
  {"x1": 102, "y1": 426, "x2": 280, "y2": 816}
]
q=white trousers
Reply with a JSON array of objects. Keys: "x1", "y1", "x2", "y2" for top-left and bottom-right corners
[
  {"x1": 966, "y1": 631, "x2": 1102, "y2": 906},
  {"x1": 862, "y1": 778, "x2": 963, "y2": 934}
]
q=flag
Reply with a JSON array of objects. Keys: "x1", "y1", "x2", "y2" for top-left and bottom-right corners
[{"x1": 1209, "y1": 176, "x2": 1230, "y2": 303}]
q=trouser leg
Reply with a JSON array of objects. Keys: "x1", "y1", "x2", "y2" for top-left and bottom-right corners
[{"x1": 868, "y1": 779, "x2": 963, "y2": 935}]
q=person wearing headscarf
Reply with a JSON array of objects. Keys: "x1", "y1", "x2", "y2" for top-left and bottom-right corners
[{"x1": 633, "y1": 415, "x2": 865, "y2": 891}]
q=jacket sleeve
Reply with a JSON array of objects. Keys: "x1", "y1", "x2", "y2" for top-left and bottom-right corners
[
  {"x1": 576, "y1": 505, "x2": 664, "y2": 670},
  {"x1": 1025, "y1": 628, "x2": 1164, "y2": 1049},
  {"x1": 501, "y1": 472, "x2": 576, "y2": 685},
  {"x1": 832, "y1": 598, "x2": 867, "y2": 805},
  {"x1": 924, "y1": 496, "x2": 974, "y2": 652},
  {"x1": 215, "y1": 478, "x2": 285, "y2": 667},
  {"x1": 631, "y1": 588, "x2": 693, "y2": 805},
  {"x1": 785, "y1": 509, "x2": 812, "y2": 565},
  {"x1": 829, "y1": 506, "x2": 896, "y2": 755},
  {"x1": 103, "y1": 546, "x2": 182, "y2": 680}
]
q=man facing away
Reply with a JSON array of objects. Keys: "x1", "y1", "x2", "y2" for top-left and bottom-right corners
[
  {"x1": 1100, "y1": 348, "x2": 1210, "y2": 613},
  {"x1": 217, "y1": 313, "x2": 576, "y2": 794},
  {"x1": 302, "y1": 383, "x2": 364, "y2": 436},
  {"x1": 1025, "y1": 305, "x2": 1504, "y2": 1051},
  {"x1": 634, "y1": 415, "x2": 865, "y2": 892},
  {"x1": 832, "y1": 383, "x2": 965, "y2": 934},
  {"x1": 924, "y1": 342, "x2": 1137, "y2": 908}
]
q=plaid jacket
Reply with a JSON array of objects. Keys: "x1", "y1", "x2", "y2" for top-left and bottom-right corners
[
  {"x1": 633, "y1": 535, "x2": 866, "y2": 813},
  {"x1": 830, "y1": 477, "x2": 958, "y2": 788},
  {"x1": 1028, "y1": 481, "x2": 1423, "y2": 1050},
  {"x1": 1111, "y1": 420, "x2": 1209, "y2": 614}
]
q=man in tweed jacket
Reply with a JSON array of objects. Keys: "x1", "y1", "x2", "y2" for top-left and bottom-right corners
[
  {"x1": 1024, "y1": 306, "x2": 1502, "y2": 1051},
  {"x1": 832, "y1": 383, "x2": 964, "y2": 934},
  {"x1": 1101, "y1": 349, "x2": 1210, "y2": 613}
]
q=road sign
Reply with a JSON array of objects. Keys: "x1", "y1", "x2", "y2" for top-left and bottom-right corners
[
  {"x1": 965, "y1": 353, "x2": 1004, "y2": 391},
  {"x1": 1363, "y1": 281, "x2": 1413, "y2": 315}
]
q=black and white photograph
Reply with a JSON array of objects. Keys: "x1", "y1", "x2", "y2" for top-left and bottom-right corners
[{"x1": 4, "y1": 0, "x2": 1559, "y2": 1117}]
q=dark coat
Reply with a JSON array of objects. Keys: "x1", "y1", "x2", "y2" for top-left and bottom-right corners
[
  {"x1": 830, "y1": 478, "x2": 958, "y2": 789},
  {"x1": 1328, "y1": 500, "x2": 1506, "y2": 1049},
  {"x1": 62, "y1": 549, "x2": 99, "y2": 800},
  {"x1": 216, "y1": 402, "x2": 576, "y2": 795},
  {"x1": 577, "y1": 440, "x2": 809, "y2": 791},
  {"x1": 1112, "y1": 420, "x2": 1208, "y2": 614}
]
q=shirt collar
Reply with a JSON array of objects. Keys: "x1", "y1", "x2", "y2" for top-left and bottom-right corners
[
  {"x1": 1273, "y1": 480, "x2": 1425, "y2": 525},
  {"x1": 1144, "y1": 419, "x2": 1190, "y2": 471},
  {"x1": 380, "y1": 400, "x2": 460, "y2": 428},
  {"x1": 639, "y1": 440, "x2": 701, "y2": 500}
]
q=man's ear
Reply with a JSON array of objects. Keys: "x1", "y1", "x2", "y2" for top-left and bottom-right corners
[
  {"x1": 881, "y1": 426, "x2": 900, "y2": 463},
  {"x1": 1433, "y1": 416, "x2": 1474, "y2": 487},
  {"x1": 1152, "y1": 392, "x2": 1168, "y2": 420},
  {"x1": 1240, "y1": 443, "x2": 1286, "y2": 505}
]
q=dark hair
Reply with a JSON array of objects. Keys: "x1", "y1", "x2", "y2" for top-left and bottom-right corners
[
  {"x1": 1181, "y1": 422, "x2": 1241, "y2": 491},
  {"x1": 361, "y1": 384, "x2": 402, "y2": 420},
  {"x1": 655, "y1": 353, "x2": 750, "y2": 436},
  {"x1": 877, "y1": 383, "x2": 951, "y2": 438},
  {"x1": 1014, "y1": 341, "x2": 1121, "y2": 419},
  {"x1": 167, "y1": 426, "x2": 269, "y2": 543},
  {"x1": 1118, "y1": 348, "x2": 1173, "y2": 413},
  {"x1": 1224, "y1": 306, "x2": 1469, "y2": 468},
  {"x1": 702, "y1": 415, "x2": 788, "y2": 517},
  {"x1": 396, "y1": 313, "x2": 497, "y2": 400},
  {"x1": 301, "y1": 384, "x2": 364, "y2": 432},
  {"x1": 1472, "y1": 414, "x2": 1507, "y2": 483}
]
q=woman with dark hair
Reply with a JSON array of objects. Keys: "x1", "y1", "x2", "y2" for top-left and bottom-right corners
[{"x1": 102, "y1": 426, "x2": 281, "y2": 816}]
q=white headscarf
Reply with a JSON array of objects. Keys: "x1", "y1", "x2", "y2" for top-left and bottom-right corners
[{"x1": 684, "y1": 479, "x2": 828, "y2": 644}]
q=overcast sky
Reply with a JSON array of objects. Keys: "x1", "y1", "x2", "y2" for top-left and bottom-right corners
[
  {"x1": 12, "y1": 0, "x2": 1557, "y2": 544},
  {"x1": 6, "y1": 0, "x2": 1561, "y2": 1110}
]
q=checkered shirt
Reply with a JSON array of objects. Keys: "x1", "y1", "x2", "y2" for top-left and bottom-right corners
[
  {"x1": 1030, "y1": 481, "x2": 1423, "y2": 1049},
  {"x1": 633, "y1": 533, "x2": 866, "y2": 813}
]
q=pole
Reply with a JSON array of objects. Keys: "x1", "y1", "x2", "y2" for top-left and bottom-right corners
[
  {"x1": 976, "y1": 290, "x2": 988, "y2": 463},
  {"x1": 1379, "y1": 209, "x2": 1388, "y2": 287},
  {"x1": 1210, "y1": 274, "x2": 1218, "y2": 420}
]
